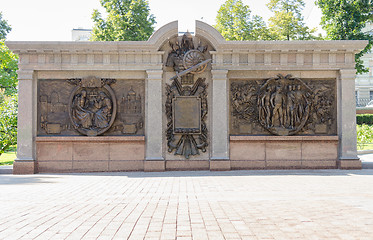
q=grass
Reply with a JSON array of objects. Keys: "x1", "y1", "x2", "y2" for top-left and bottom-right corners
[
  {"x1": 357, "y1": 143, "x2": 373, "y2": 151},
  {"x1": 0, "y1": 145, "x2": 16, "y2": 166},
  {"x1": 357, "y1": 124, "x2": 373, "y2": 150}
]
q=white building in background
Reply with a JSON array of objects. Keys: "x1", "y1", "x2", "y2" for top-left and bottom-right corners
[
  {"x1": 355, "y1": 22, "x2": 373, "y2": 107},
  {"x1": 72, "y1": 28, "x2": 92, "y2": 41}
]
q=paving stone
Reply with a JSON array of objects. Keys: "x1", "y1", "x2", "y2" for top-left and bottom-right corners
[{"x1": 1, "y1": 170, "x2": 373, "y2": 239}]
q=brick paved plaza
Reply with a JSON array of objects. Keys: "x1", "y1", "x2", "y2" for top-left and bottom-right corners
[{"x1": 1, "y1": 170, "x2": 373, "y2": 239}]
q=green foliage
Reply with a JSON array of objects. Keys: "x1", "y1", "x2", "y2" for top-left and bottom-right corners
[
  {"x1": 91, "y1": 0, "x2": 156, "y2": 41},
  {"x1": 214, "y1": 0, "x2": 319, "y2": 41},
  {"x1": 267, "y1": 0, "x2": 319, "y2": 40},
  {"x1": 0, "y1": 12, "x2": 11, "y2": 40},
  {"x1": 0, "y1": 92, "x2": 17, "y2": 156},
  {"x1": 356, "y1": 124, "x2": 373, "y2": 149},
  {"x1": 0, "y1": 13, "x2": 18, "y2": 157},
  {"x1": 316, "y1": 0, "x2": 373, "y2": 74},
  {"x1": 356, "y1": 114, "x2": 373, "y2": 125},
  {"x1": 214, "y1": 0, "x2": 272, "y2": 41},
  {"x1": 0, "y1": 145, "x2": 16, "y2": 165},
  {"x1": 0, "y1": 41, "x2": 18, "y2": 96}
]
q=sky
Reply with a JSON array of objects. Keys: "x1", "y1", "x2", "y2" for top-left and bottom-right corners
[{"x1": 1, "y1": 0, "x2": 323, "y2": 41}]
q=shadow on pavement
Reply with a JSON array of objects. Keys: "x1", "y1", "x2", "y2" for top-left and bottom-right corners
[
  {"x1": 32, "y1": 169, "x2": 373, "y2": 178},
  {"x1": 0, "y1": 175, "x2": 59, "y2": 185},
  {"x1": 1, "y1": 169, "x2": 373, "y2": 185}
]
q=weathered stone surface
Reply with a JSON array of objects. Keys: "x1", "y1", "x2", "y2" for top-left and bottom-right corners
[
  {"x1": 230, "y1": 136, "x2": 340, "y2": 169},
  {"x1": 210, "y1": 161, "x2": 231, "y2": 171},
  {"x1": 13, "y1": 161, "x2": 36, "y2": 174},
  {"x1": 144, "y1": 161, "x2": 165, "y2": 172},
  {"x1": 36, "y1": 136, "x2": 145, "y2": 173},
  {"x1": 165, "y1": 160, "x2": 209, "y2": 171}
]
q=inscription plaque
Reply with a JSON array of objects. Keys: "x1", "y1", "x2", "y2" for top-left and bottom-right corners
[{"x1": 173, "y1": 97, "x2": 201, "y2": 134}]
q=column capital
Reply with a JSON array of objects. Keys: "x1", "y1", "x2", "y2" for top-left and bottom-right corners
[
  {"x1": 17, "y1": 70, "x2": 34, "y2": 80},
  {"x1": 146, "y1": 69, "x2": 163, "y2": 80},
  {"x1": 211, "y1": 69, "x2": 228, "y2": 80},
  {"x1": 339, "y1": 69, "x2": 357, "y2": 80}
]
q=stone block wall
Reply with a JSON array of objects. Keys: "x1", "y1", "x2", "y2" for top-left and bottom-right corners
[
  {"x1": 36, "y1": 137, "x2": 144, "y2": 173},
  {"x1": 7, "y1": 21, "x2": 367, "y2": 173},
  {"x1": 230, "y1": 136, "x2": 338, "y2": 169}
]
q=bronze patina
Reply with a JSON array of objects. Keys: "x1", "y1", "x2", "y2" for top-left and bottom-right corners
[
  {"x1": 38, "y1": 77, "x2": 145, "y2": 136},
  {"x1": 68, "y1": 77, "x2": 117, "y2": 136},
  {"x1": 230, "y1": 74, "x2": 336, "y2": 136},
  {"x1": 165, "y1": 32, "x2": 209, "y2": 159}
]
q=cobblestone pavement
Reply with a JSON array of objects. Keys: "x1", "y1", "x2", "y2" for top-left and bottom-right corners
[{"x1": 1, "y1": 170, "x2": 373, "y2": 240}]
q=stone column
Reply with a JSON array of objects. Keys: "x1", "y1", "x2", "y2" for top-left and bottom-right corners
[
  {"x1": 338, "y1": 69, "x2": 361, "y2": 169},
  {"x1": 144, "y1": 70, "x2": 165, "y2": 171},
  {"x1": 210, "y1": 69, "x2": 230, "y2": 170},
  {"x1": 13, "y1": 70, "x2": 36, "y2": 174}
]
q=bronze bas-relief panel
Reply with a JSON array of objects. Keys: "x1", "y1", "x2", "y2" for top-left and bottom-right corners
[
  {"x1": 230, "y1": 76, "x2": 337, "y2": 136},
  {"x1": 37, "y1": 79, "x2": 145, "y2": 136}
]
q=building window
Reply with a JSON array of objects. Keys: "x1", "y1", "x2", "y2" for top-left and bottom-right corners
[{"x1": 370, "y1": 91, "x2": 373, "y2": 100}]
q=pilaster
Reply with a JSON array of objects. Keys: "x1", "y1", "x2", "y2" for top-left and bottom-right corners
[
  {"x1": 338, "y1": 69, "x2": 361, "y2": 169},
  {"x1": 13, "y1": 70, "x2": 36, "y2": 174},
  {"x1": 210, "y1": 69, "x2": 230, "y2": 170},
  {"x1": 145, "y1": 69, "x2": 165, "y2": 171}
]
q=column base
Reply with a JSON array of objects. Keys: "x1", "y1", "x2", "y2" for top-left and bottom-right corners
[
  {"x1": 13, "y1": 160, "x2": 37, "y2": 174},
  {"x1": 144, "y1": 160, "x2": 165, "y2": 172},
  {"x1": 210, "y1": 160, "x2": 231, "y2": 171},
  {"x1": 338, "y1": 158, "x2": 362, "y2": 169}
]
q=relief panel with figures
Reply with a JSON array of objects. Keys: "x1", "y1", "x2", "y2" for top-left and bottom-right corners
[
  {"x1": 37, "y1": 77, "x2": 145, "y2": 136},
  {"x1": 230, "y1": 75, "x2": 337, "y2": 136}
]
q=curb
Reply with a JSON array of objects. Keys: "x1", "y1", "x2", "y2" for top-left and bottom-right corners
[
  {"x1": 358, "y1": 150, "x2": 373, "y2": 155},
  {"x1": 0, "y1": 165, "x2": 13, "y2": 174}
]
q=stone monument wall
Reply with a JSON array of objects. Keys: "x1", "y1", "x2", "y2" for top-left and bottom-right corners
[{"x1": 6, "y1": 21, "x2": 367, "y2": 173}]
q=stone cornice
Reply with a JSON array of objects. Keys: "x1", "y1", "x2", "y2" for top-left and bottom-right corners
[
  {"x1": 5, "y1": 41, "x2": 165, "y2": 71},
  {"x1": 6, "y1": 20, "x2": 368, "y2": 72}
]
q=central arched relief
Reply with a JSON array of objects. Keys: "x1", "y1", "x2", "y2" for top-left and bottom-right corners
[{"x1": 163, "y1": 32, "x2": 212, "y2": 159}]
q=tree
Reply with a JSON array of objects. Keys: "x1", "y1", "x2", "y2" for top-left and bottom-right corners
[
  {"x1": 0, "y1": 12, "x2": 11, "y2": 40},
  {"x1": 316, "y1": 0, "x2": 373, "y2": 74},
  {"x1": 267, "y1": 0, "x2": 318, "y2": 40},
  {"x1": 0, "y1": 92, "x2": 17, "y2": 156},
  {"x1": 91, "y1": 0, "x2": 156, "y2": 41},
  {"x1": 0, "y1": 14, "x2": 18, "y2": 156},
  {"x1": 0, "y1": 41, "x2": 18, "y2": 96},
  {"x1": 214, "y1": 0, "x2": 272, "y2": 41}
]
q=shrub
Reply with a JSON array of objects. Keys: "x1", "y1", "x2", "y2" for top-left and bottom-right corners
[
  {"x1": 0, "y1": 91, "x2": 17, "y2": 156},
  {"x1": 356, "y1": 124, "x2": 373, "y2": 150},
  {"x1": 356, "y1": 114, "x2": 373, "y2": 125}
]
